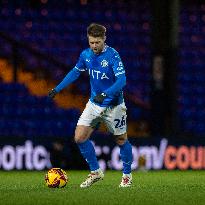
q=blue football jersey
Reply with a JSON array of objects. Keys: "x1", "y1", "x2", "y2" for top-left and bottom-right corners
[{"x1": 74, "y1": 45, "x2": 126, "y2": 107}]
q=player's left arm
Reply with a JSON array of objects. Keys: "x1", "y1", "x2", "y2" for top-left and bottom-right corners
[
  {"x1": 104, "y1": 52, "x2": 126, "y2": 96},
  {"x1": 93, "y1": 52, "x2": 126, "y2": 103},
  {"x1": 104, "y1": 74, "x2": 126, "y2": 96}
]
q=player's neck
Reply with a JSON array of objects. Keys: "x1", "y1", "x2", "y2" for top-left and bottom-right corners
[
  {"x1": 102, "y1": 44, "x2": 107, "y2": 52},
  {"x1": 93, "y1": 44, "x2": 107, "y2": 55}
]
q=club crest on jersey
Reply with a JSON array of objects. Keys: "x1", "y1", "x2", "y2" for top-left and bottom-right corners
[{"x1": 101, "y1": 59, "x2": 108, "y2": 67}]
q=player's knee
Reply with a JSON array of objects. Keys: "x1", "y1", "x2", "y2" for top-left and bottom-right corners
[
  {"x1": 74, "y1": 134, "x2": 88, "y2": 144},
  {"x1": 115, "y1": 133, "x2": 127, "y2": 145},
  {"x1": 116, "y1": 138, "x2": 126, "y2": 145},
  {"x1": 74, "y1": 126, "x2": 92, "y2": 144}
]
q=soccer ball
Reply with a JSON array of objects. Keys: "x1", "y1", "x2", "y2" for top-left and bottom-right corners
[{"x1": 45, "y1": 168, "x2": 68, "y2": 188}]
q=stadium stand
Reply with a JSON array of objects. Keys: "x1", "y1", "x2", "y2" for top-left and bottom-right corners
[
  {"x1": 178, "y1": 2, "x2": 205, "y2": 136},
  {"x1": 0, "y1": 0, "x2": 151, "y2": 138},
  {"x1": 1, "y1": 1, "x2": 204, "y2": 137}
]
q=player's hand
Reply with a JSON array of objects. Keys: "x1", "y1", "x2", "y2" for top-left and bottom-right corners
[
  {"x1": 93, "y1": 93, "x2": 107, "y2": 104},
  {"x1": 48, "y1": 88, "x2": 57, "y2": 99}
]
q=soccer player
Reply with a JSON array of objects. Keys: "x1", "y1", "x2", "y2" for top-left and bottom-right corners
[{"x1": 48, "y1": 23, "x2": 133, "y2": 188}]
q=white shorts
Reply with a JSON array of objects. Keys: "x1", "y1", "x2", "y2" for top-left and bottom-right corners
[{"x1": 77, "y1": 100, "x2": 127, "y2": 135}]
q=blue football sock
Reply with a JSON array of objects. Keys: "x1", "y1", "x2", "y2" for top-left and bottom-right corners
[
  {"x1": 119, "y1": 140, "x2": 133, "y2": 174},
  {"x1": 77, "y1": 140, "x2": 99, "y2": 171}
]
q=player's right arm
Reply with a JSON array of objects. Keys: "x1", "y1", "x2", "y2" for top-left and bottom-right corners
[{"x1": 48, "y1": 52, "x2": 86, "y2": 99}]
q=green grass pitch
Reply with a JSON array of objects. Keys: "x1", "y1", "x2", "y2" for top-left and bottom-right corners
[{"x1": 0, "y1": 170, "x2": 205, "y2": 205}]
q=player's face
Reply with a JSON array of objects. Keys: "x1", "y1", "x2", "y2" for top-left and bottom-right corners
[{"x1": 88, "y1": 36, "x2": 106, "y2": 54}]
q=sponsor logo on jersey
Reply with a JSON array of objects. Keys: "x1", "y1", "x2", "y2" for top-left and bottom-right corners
[
  {"x1": 88, "y1": 69, "x2": 109, "y2": 80},
  {"x1": 119, "y1": 62, "x2": 123, "y2": 66},
  {"x1": 117, "y1": 61, "x2": 124, "y2": 71}
]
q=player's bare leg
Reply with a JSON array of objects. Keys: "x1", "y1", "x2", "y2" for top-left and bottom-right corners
[
  {"x1": 75, "y1": 125, "x2": 104, "y2": 188},
  {"x1": 114, "y1": 133, "x2": 132, "y2": 187},
  {"x1": 74, "y1": 125, "x2": 94, "y2": 144}
]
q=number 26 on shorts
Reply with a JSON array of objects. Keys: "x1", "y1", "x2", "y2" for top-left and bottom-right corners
[{"x1": 114, "y1": 115, "x2": 126, "y2": 128}]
